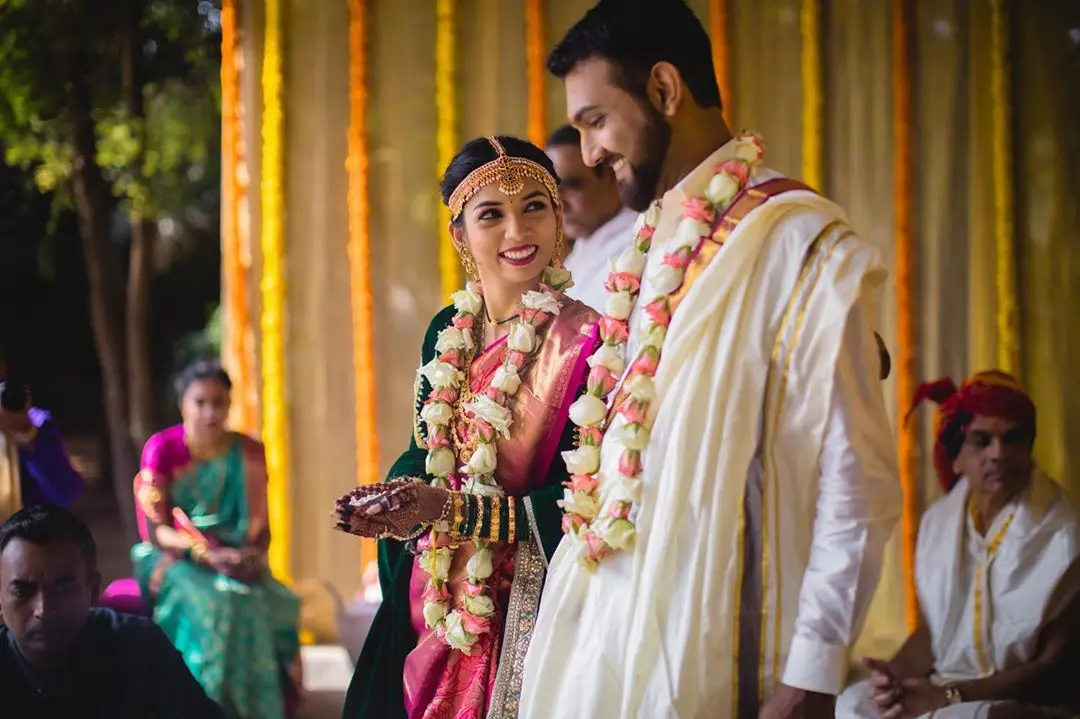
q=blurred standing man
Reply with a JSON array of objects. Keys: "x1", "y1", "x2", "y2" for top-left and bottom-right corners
[{"x1": 546, "y1": 125, "x2": 637, "y2": 311}]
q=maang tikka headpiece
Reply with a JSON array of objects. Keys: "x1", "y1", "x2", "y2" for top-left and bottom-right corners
[{"x1": 447, "y1": 137, "x2": 561, "y2": 220}]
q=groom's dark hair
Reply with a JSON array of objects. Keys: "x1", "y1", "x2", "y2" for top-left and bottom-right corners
[{"x1": 547, "y1": 0, "x2": 722, "y2": 112}]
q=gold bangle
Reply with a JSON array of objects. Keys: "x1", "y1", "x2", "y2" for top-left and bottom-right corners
[
  {"x1": 489, "y1": 496, "x2": 501, "y2": 542},
  {"x1": 472, "y1": 495, "x2": 487, "y2": 542},
  {"x1": 508, "y1": 499, "x2": 516, "y2": 543},
  {"x1": 190, "y1": 543, "x2": 209, "y2": 564},
  {"x1": 450, "y1": 492, "x2": 465, "y2": 536}
]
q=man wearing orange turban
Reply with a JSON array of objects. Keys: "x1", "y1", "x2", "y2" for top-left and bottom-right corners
[{"x1": 838, "y1": 371, "x2": 1080, "y2": 718}]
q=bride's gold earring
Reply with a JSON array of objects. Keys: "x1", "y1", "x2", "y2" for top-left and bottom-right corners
[
  {"x1": 459, "y1": 244, "x2": 478, "y2": 279},
  {"x1": 552, "y1": 227, "x2": 567, "y2": 268}
]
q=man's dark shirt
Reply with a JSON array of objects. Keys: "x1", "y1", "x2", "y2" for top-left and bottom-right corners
[{"x1": 0, "y1": 607, "x2": 227, "y2": 718}]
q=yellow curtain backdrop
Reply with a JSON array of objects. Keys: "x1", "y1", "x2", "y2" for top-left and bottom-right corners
[
  {"x1": 436, "y1": 0, "x2": 460, "y2": 299},
  {"x1": 708, "y1": 0, "x2": 732, "y2": 124},
  {"x1": 526, "y1": 0, "x2": 548, "y2": 147},
  {"x1": 260, "y1": 0, "x2": 290, "y2": 583},
  {"x1": 347, "y1": 0, "x2": 380, "y2": 573}
]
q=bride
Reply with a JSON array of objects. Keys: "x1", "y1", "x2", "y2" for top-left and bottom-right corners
[{"x1": 334, "y1": 136, "x2": 602, "y2": 719}]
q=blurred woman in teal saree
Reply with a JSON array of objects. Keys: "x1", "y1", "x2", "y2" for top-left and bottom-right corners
[{"x1": 131, "y1": 360, "x2": 301, "y2": 719}]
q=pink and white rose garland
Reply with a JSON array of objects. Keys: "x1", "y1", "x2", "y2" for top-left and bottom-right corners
[
  {"x1": 559, "y1": 132, "x2": 767, "y2": 571},
  {"x1": 414, "y1": 266, "x2": 571, "y2": 654}
]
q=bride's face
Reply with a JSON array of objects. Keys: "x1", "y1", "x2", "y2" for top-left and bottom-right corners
[{"x1": 453, "y1": 177, "x2": 558, "y2": 292}]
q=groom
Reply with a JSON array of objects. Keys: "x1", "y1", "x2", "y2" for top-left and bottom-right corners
[{"x1": 517, "y1": 1, "x2": 900, "y2": 718}]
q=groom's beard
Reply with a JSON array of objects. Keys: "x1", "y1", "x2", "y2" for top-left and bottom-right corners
[{"x1": 617, "y1": 102, "x2": 672, "y2": 213}]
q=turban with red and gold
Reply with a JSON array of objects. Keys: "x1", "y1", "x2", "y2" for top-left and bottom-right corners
[{"x1": 906, "y1": 370, "x2": 1036, "y2": 492}]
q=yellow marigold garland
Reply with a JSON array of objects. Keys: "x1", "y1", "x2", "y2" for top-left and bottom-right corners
[
  {"x1": 260, "y1": 0, "x2": 291, "y2": 583},
  {"x1": 436, "y1": 0, "x2": 460, "y2": 299},
  {"x1": 709, "y1": 0, "x2": 732, "y2": 124},
  {"x1": 800, "y1": 0, "x2": 824, "y2": 191},
  {"x1": 347, "y1": 0, "x2": 380, "y2": 573},
  {"x1": 892, "y1": 0, "x2": 919, "y2": 633},
  {"x1": 990, "y1": 0, "x2": 1018, "y2": 373},
  {"x1": 526, "y1": 0, "x2": 548, "y2": 147}
]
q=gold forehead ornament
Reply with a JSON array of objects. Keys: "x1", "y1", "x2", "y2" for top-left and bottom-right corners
[{"x1": 447, "y1": 137, "x2": 560, "y2": 220}]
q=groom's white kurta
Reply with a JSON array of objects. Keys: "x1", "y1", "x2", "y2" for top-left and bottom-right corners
[{"x1": 517, "y1": 141, "x2": 901, "y2": 719}]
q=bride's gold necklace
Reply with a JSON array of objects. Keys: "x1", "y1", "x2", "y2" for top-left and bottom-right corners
[{"x1": 450, "y1": 312, "x2": 486, "y2": 464}]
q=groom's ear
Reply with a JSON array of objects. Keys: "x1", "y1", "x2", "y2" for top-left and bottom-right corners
[{"x1": 647, "y1": 61, "x2": 682, "y2": 118}]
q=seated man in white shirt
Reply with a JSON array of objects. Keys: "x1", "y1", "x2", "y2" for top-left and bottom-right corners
[
  {"x1": 838, "y1": 370, "x2": 1080, "y2": 719},
  {"x1": 545, "y1": 124, "x2": 637, "y2": 311}
]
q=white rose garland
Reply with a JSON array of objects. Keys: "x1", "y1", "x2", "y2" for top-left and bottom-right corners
[{"x1": 560, "y1": 132, "x2": 767, "y2": 571}]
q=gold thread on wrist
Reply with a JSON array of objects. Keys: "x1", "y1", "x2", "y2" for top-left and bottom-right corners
[
  {"x1": 190, "y1": 543, "x2": 210, "y2": 564},
  {"x1": 489, "y1": 496, "x2": 501, "y2": 542},
  {"x1": 472, "y1": 494, "x2": 487, "y2": 542},
  {"x1": 508, "y1": 499, "x2": 517, "y2": 543}
]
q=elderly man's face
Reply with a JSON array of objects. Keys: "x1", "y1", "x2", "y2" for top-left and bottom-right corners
[{"x1": 954, "y1": 414, "x2": 1034, "y2": 501}]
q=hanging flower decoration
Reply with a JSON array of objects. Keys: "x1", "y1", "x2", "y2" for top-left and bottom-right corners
[
  {"x1": 560, "y1": 132, "x2": 767, "y2": 571},
  {"x1": 414, "y1": 280, "x2": 563, "y2": 653}
]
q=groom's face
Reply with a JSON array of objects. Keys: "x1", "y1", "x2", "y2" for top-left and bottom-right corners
[{"x1": 565, "y1": 57, "x2": 671, "y2": 213}]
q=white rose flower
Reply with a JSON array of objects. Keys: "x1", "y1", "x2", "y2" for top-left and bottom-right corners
[
  {"x1": 588, "y1": 343, "x2": 627, "y2": 376},
  {"x1": 561, "y1": 488, "x2": 600, "y2": 519},
  {"x1": 614, "y1": 422, "x2": 651, "y2": 451},
  {"x1": 425, "y1": 447, "x2": 456, "y2": 478},
  {"x1": 507, "y1": 322, "x2": 537, "y2": 353},
  {"x1": 442, "y1": 611, "x2": 475, "y2": 653},
  {"x1": 647, "y1": 263, "x2": 684, "y2": 296},
  {"x1": 597, "y1": 517, "x2": 636, "y2": 551},
  {"x1": 672, "y1": 217, "x2": 710, "y2": 250},
  {"x1": 641, "y1": 324, "x2": 667, "y2": 351},
  {"x1": 605, "y1": 291, "x2": 634, "y2": 321},
  {"x1": 613, "y1": 247, "x2": 647, "y2": 276},
  {"x1": 626, "y1": 374, "x2": 656, "y2": 403},
  {"x1": 733, "y1": 137, "x2": 762, "y2": 163},
  {"x1": 420, "y1": 360, "x2": 460, "y2": 390},
  {"x1": 420, "y1": 547, "x2": 453, "y2": 581},
  {"x1": 603, "y1": 474, "x2": 643, "y2": 504},
  {"x1": 468, "y1": 479, "x2": 503, "y2": 497},
  {"x1": 423, "y1": 600, "x2": 447, "y2": 628},
  {"x1": 464, "y1": 395, "x2": 513, "y2": 437},
  {"x1": 466, "y1": 547, "x2": 494, "y2": 579},
  {"x1": 465, "y1": 441, "x2": 498, "y2": 476},
  {"x1": 562, "y1": 445, "x2": 601, "y2": 475},
  {"x1": 451, "y1": 283, "x2": 483, "y2": 315},
  {"x1": 435, "y1": 327, "x2": 469, "y2": 354},
  {"x1": 420, "y1": 401, "x2": 453, "y2": 426},
  {"x1": 644, "y1": 203, "x2": 662, "y2": 228},
  {"x1": 491, "y1": 364, "x2": 522, "y2": 395},
  {"x1": 705, "y1": 172, "x2": 741, "y2": 206},
  {"x1": 568, "y1": 393, "x2": 608, "y2": 428},
  {"x1": 520, "y1": 290, "x2": 562, "y2": 316},
  {"x1": 542, "y1": 265, "x2": 574, "y2": 291},
  {"x1": 463, "y1": 594, "x2": 496, "y2": 618}
]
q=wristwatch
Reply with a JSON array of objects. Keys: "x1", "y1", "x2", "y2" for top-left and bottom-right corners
[{"x1": 941, "y1": 681, "x2": 963, "y2": 705}]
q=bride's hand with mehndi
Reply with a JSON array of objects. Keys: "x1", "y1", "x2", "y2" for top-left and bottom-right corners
[{"x1": 332, "y1": 482, "x2": 451, "y2": 539}]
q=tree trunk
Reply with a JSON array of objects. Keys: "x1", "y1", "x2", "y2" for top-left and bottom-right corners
[
  {"x1": 123, "y1": 0, "x2": 155, "y2": 452},
  {"x1": 68, "y1": 96, "x2": 139, "y2": 543}
]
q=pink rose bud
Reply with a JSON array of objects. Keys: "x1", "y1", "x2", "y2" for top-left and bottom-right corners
[
  {"x1": 608, "y1": 502, "x2": 631, "y2": 520},
  {"x1": 428, "y1": 426, "x2": 451, "y2": 448},
  {"x1": 583, "y1": 530, "x2": 612, "y2": 561},
  {"x1": 604, "y1": 272, "x2": 642, "y2": 294},
  {"x1": 630, "y1": 347, "x2": 660, "y2": 376},
  {"x1": 520, "y1": 308, "x2": 538, "y2": 324},
  {"x1": 598, "y1": 317, "x2": 630, "y2": 345},
  {"x1": 460, "y1": 611, "x2": 492, "y2": 636},
  {"x1": 440, "y1": 349, "x2": 462, "y2": 366},
  {"x1": 718, "y1": 158, "x2": 750, "y2": 185},
  {"x1": 434, "y1": 624, "x2": 447, "y2": 639},
  {"x1": 474, "y1": 419, "x2": 497, "y2": 443},
  {"x1": 569, "y1": 474, "x2": 599, "y2": 494},
  {"x1": 432, "y1": 387, "x2": 458, "y2": 404},
  {"x1": 579, "y1": 427, "x2": 604, "y2": 446},
  {"x1": 643, "y1": 299, "x2": 671, "y2": 327},
  {"x1": 463, "y1": 581, "x2": 485, "y2": 597},
  {"x1": 452, "y1": 314, "x2": 475, "y2": 330},
  {"x1": 587, "y1": 365, "x2": 616, "y2": 396},
  {"x1": 618, "y1": 400, "x2": 647, "y2": 425},
  {"x1": 636, "y1": 225, "x2": 656, "y2": 245},
  {"x1": 619, "y1": 450, "x2": 643, "y2": 477},
  {"x1": 422, "y1": 583, "x2": 451, "y2": 603},
  {"x1": 506, "y1": 350, "x2": 528, "y2": 368},
  {"x1": 562, "y1": 513, "x2": 585, "y2": 535},
  {"x1": 484, "y1": 386, "x2": 505, "y2": 403},
  {"x1": 680, "y1": 196, "x2": 716, "y2": 225},
  {"x1": 663, "y1": 249, "x2": 693, "y2": 270}
]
